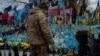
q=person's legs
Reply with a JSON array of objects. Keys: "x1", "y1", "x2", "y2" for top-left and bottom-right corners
[
  {"x1": 30, "y1": 45, "x2": 49, "y2": 56},
  {"x1": 38, "y1": 46, "x2": 48, "y2": 56},
  {"x1": 30, "y1": 46, "x2": 37, "y2": 56}
]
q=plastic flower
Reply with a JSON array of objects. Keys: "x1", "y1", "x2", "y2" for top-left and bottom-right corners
[
  {"x1": 15, "y1": 42, "x2": 19, "y2": 46},
  {"x1": 0, "y1": 42, "x2": 4, "y2": 47},
  {"x1": 56, "y1": 16, "x2": 64, "y2": 24},
  {"x1": 81, "y1": 19, "x2": 87, "y2": 25},
  {"x1": 57, "y1": 20, "x2": 64, "y2": 24},
  {"x1": 90, "y1": 26, "x2": 97, "y2": 34},
  {"x1": 91, "y1": 30, "x2": 97, "y2": 34},
  {"x1": 7, "y1": 41, "x2": 12, "y2": 47},
  {"x1": 20, "y1": 42, "x2": 30, "y2": 50}
]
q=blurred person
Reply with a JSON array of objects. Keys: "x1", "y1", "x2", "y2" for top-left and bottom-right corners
[{"x1": 26, "y1": 2, "x2": 55, "y2": 56}]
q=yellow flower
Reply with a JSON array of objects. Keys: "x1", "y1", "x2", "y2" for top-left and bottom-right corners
[
  {"x1": 0, "y1": 42, "x2": 4, "y2": 46},
  {"x1": 82, "y1": 19, "x2": 87, "y2": 25},
  {"x1": 15, "y1": 42, "x2": 19, "y2": 46},
  {"x1": 8, "y1": 41, "x2": 12, "y2": 46},
  {"x1": 21, "y1": 43, "x2": 24, "y2": 47},
  {"x1": 21, "y1": 42, "x2": 30, "y2": 49},
  {"x1": 57, "y1": 20, "x2": 64, "y2": 24},
  {"x1": 91, "y1": 30, "x2": 97, "y2": 34},
  {"x1": 24, "y1": 47, "x2": 26, "y2": 49},
  {"x1": 56, "y1": 16, "x2": 64, "y2": 24}
]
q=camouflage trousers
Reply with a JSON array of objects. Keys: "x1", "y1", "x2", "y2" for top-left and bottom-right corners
[{"x1": 30, "y1": 45, "x2": 49, "y2": 56}]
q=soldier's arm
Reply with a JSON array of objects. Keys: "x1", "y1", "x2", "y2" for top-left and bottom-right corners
[{"x1": 39, "y1": 14, "x2": 54, "y2": 45}]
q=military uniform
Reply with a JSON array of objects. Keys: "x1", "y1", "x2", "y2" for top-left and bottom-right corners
[
  {"x1": 26, "y1": 8, "x2": 54, "y2": 56},
  {"x1": 30, "y1": 45, "x2": 48, "y2": 56}
]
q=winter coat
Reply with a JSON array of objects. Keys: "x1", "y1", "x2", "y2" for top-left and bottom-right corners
[{"x1": 26, "y1": 8, "x2": 54, "y2": 45}]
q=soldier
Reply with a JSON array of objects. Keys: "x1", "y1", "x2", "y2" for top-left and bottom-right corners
[{"x1": 26, "y1": 2, "x2": 55, "y2": 56}]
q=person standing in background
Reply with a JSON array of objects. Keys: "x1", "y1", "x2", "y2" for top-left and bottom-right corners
[{"x1": 26, "y1": 2, "x2": 55, "y2": 56}]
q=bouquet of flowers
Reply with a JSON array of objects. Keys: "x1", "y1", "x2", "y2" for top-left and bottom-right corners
[
  {"x1": 7, "y1": 41, "x2": 12, "y2": 47},
  {"x1": 14, "y1": 32, "x2": 30, "y2": 56},
  {"x1": 17, "y1": 32, "x2": 30, "y2": 51},
  {"x1": 90, "y1": 26, "x2": 97, "y2": 34},
  {"x1": 0, "y1": 38, "x2": 4, "y2": 49},
  {"x1": 0, "y1": 38, "x2": 5, "y2": 56},
  {"x1": 18, "y1": 42, "x2": 30, "y2": 51}
]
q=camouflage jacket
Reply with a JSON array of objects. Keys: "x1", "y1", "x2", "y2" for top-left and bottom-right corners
[{"x1": 26, "y1": 8, "x2": 54, "y2": 45}]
